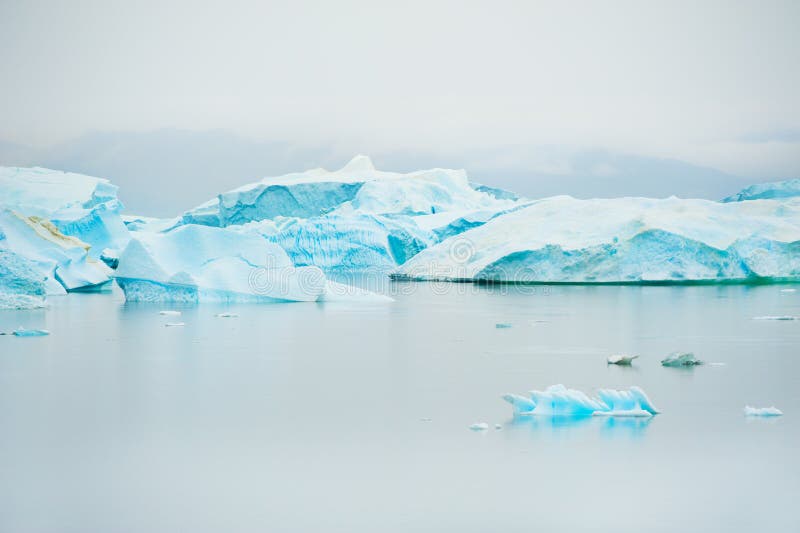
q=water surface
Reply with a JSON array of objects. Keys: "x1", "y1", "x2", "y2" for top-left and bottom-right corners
[{"x1": 1, "y1": 283, "x2": 798, "y2": 532}]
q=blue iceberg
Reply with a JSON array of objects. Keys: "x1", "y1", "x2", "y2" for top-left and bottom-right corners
[
  {"x1": 503, "y1": 384, "x2": 660, "y2": 417},
  {"x1": 0, "y1": 167, "x2": 132, "y2": 303},
  {"x1": 396, "y1": 195, "x2": 800, "y2": 283}
]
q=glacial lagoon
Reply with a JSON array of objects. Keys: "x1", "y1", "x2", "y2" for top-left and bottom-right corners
[{"x1": 1, "y1": 281, "x2": 798, "y2": 532}]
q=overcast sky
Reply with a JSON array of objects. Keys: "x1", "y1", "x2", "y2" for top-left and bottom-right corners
[{"x1": 1, "y1": 0, "x2": 799, "y2": 180}]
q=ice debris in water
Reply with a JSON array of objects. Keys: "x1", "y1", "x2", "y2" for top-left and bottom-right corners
[
  {"x1": 780, "y1": 288, "x2": 796, "y2": 293},
  {"x1": 607, "y1": 354, "x2": 639, "y2": 365},
  {"x1": 11, "y1": 327, "x2": 50, "y2": 337},
  {"x1": 661, "y1": 352, "x2": 703, "y2": 367},
  {"x1": 494, "y1": 424, "x2": 503, "y2": 430},
  {"x1": 752, "y1": 316, "x2": 797, "y2": 321},
  {"x1": 502, "y1": 384, "x2": 659, "y2": 417},
  {"x1": 744, "y1": 406, "x2": 783, "y2": 417},
  {"x1": 495, "y1": 323, "x2": 512, "y2": 329},
  {"x1": 165, "y1": 322, "x2": 185, "y2": 327},
  {"x1": 469, "y1": 422, "x2": 489, "y2": 431},
  {"x1": 215, "y1": 312, "x2": 239, "y2": 318},
  {"x1": 159, "y1": 310, "x2": 181, "y2": 316}
]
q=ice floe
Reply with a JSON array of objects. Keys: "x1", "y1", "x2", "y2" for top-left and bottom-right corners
[
  {"x1": 11, "y1": 327, "x2": 50, "y2": 337},
  {"x1": 661, "y1": 352, "x2": 703, "y2": 367},
  {"x1": 607, "y1": 354, "x2": 639, "y2": 365},
  {"x1": 744, "y1": 406, "x2": 783, "y2": 416}
]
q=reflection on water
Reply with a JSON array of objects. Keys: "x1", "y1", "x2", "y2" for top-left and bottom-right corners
[{"x1": 507, "y1": 414, "x2": 653, "y2": 439}]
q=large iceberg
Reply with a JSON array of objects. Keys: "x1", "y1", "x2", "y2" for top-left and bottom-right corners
[
  {"x1": 114, "y1": 223, "x2": 388, "y2": 303},
  {"x1": 395, "y1": 196, "x2": 800, "y2": 283},
  {"x1": 0, "y1": 208, "x2": 112, "y2": 295},
  {"x1": 0, "y1": 167, "x2": 132, "y2": 304},
  {"x1": 181, "y1": 155, "x2": 516, "y2": 228},
  {"x1": 0, "y1": 167, "x2": 130, "y2": 257},
  {"x1": 176, "y1": 156, "x2": 518, "y2": 271},
  {"x1": 722, "y1": 179, "x2": 800, "y2": 202},
  {"x1": 503, "y1": 384, "x2": 660, "y2": 417}
]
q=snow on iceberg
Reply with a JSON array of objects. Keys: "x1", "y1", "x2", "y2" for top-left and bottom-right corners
[
  {"x1": 722, "y1": 179, "x2": 800, "y2": 202},
  {"x1": 502, "y1": 384, "x2": 659, "y2": 417},
  {"x1": 395, "y1": 195, "x2": 800, "y2": 283},
  {"x1": 744, "y1": 406, "x2": 783, "y2": 416},
  {"x1": 0, "y1": 166, "x2": 129, "y2": 257}
]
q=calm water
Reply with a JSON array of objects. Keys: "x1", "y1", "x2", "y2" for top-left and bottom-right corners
[{"x1": 1, "y1": 282, "x2": 799, "y2": 532}]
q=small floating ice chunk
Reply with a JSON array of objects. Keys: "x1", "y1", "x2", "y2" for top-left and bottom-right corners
[
  {"x1": 12, "y1": 327, "x2": 50, "y2": 337},
  {"x1": 503, "y1": 384, "x2": 659, "y2": 417},
  {"x1": 469, "y1": 422, "x2": 489, "y2": 431},
  {"x1": 165, "y1": 322, "x2": 185, "y2": 327},
  {"x1": 752, "y1": 315, "x2": 797, "y2": 321},
  {"x1": 780, "y1": 288, "x2": 796, "y2": 293},
  {"x1": 744, "y1": 406, "x2": 783, "y2": 416},
  {"x1": 495, "y1": 323, "x2": 512, "y2": 329},
  {"x1": 494, "y1": 423, "x2": 503, "y2": 430},
  {"x1": 214, "y1": 312, "x2": 239, "y2": 318},
  {"x1": 159, "y1": 310, "x2": 182, "y2": 316},
  {"x1": 661, "y1": 352, "x2": 703, "y2": 367},
  {"x1": 607, "y1": 354, "x2": 639, "y2": 365}
]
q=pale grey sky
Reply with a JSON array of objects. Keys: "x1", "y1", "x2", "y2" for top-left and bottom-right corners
[{"x1": 1, "y1": 0, "x2": 799, "y2": 180}]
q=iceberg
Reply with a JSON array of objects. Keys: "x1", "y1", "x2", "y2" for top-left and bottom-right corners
[
  {"x1": 661, "y1": 352, "x2": 703, "y2": 367},
  {"x1": 752, "y1": 315, "x2": 797, "y2": 321},
  {"x1": 0, "y1": 209, "x2": 112, "y2": 294},
  {"x1": 469, "y1": 422, "x2": 489, "y2": 431},
  {"x1": 181, "y1": 155, "x2": 517, "y2": 228},
  {"x1": 115, "y1": 224, "x2": 327, "y2": 303},
  {"x1": 0, "y1": 166, "x2": 131, "y2": 302},
  {"x1": 607, "y1": 354, "x2": 638, "y2": 365},
  {"x1": 114, "y1": 224, "x2": 386, "y2": 303},
  {"x1": 0, "y1": 166, "x2": 129, "y2": 257},
  {"x1": 722, "y1": 179, "x2": 800, "y2": 202},
  {"x1": 502, "y1": 384, "x2": 659, "y2": 417},
  {"x1": 744, "y1": 406, "x2": 783, "y2": 416},
  {"x1": 175, "y1": 156, "x2": 518, "y2": 271},
  {"x1": 395, "y1": 195, "x2": 800, "y2": 283}
]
